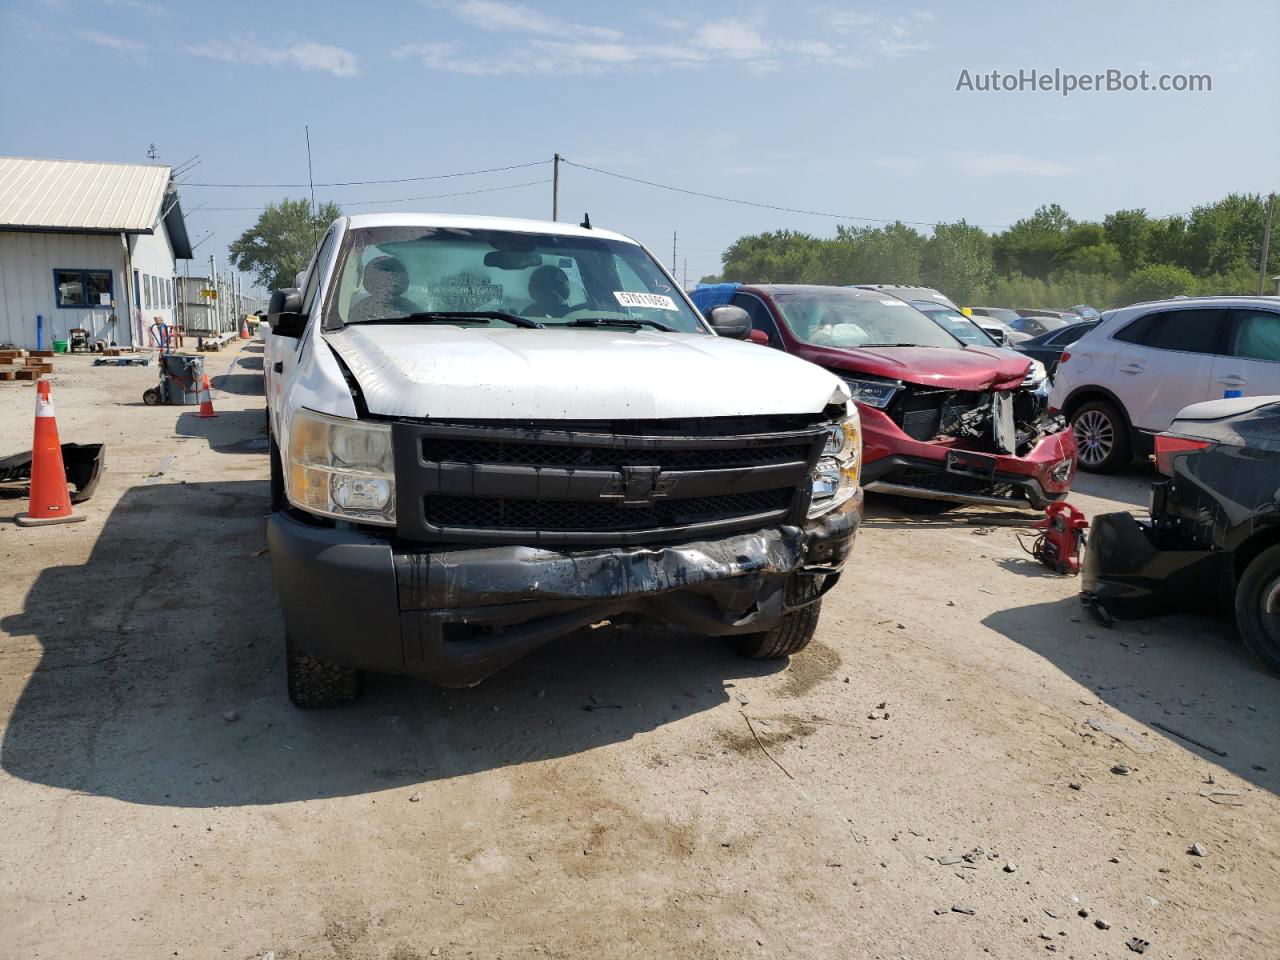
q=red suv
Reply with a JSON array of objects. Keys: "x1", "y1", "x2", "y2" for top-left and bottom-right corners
[{"x1": 693, "y1": 284, "x2": 1077, "y2": 508}]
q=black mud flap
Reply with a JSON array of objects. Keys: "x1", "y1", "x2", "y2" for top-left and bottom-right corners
[{"x1": 0, "y1": 443, "x2": 106, "y2": 504}]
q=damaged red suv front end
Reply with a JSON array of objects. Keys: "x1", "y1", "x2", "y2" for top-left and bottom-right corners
[{"x1": 727, "y1": 285, "x2": 1077, "y2": 509}]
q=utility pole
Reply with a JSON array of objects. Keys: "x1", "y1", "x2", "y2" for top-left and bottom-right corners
[
  {"x1": 210, "y1": 254, "x2": 218, "y2": 332},
  {"x1": 552, "y1": 153, "x2": 560, "y2": 221},
  {"x1": 672, "y1": 231, "x2": 677, "y2": 274},
  {"x1": 683, "y1": 258, "x2": 688, "y2": 290},
  {"x1": 1259, "y1": 192, "x2": 1275, "y2": 296}
]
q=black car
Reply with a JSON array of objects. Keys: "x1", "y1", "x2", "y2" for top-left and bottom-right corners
[
  {"x1": 1012, "y1": 320, "x2": 1098, "y2": 375},
  {"x1": 1083, "y1": 396, "x2": 1280, "y2": 674}
]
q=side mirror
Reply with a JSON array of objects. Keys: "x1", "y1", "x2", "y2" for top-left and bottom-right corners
[
  {"x1": 747, "y1": 329, "x2": 771, "y2": 345},
  {"x1": 267, "y1": 287, "x2": 305, "y2": 338},
  {"x1": 707, "y1": 305, "x2": 751, "y2": 340}
]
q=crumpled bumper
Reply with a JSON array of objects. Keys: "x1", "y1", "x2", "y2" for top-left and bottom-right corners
[
  {"x1": 267, "y1": 491, "x2": 860, "y2": 687},
  {"x1": 1081, "y1": 511, "x2": 1233, "y2": 618}
]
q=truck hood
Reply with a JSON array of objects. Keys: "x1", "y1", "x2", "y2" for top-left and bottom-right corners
[
  {"x1": 792, "y1": 343, "x2": 1030, "y2": 391},
  {"x1": 324, "y1": 324, "x2": 848, "y2": 420}
]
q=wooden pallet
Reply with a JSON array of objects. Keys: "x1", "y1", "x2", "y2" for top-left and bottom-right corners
[{"x1": 11, "y1": 369, "x2": 39, "y2": 381}]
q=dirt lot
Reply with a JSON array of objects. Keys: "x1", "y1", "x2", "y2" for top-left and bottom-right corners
[{"x1": 0, "y1": 345, "x2": 1276, "y2": 960}]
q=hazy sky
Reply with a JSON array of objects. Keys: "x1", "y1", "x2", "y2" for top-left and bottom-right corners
[{"x1": 2, "y1": 0, "x2": 1276, "y2": 286}]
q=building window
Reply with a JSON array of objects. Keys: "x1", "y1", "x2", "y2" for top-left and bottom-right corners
[{"x1": 54, "y1": 269, "x2": 113, "y2": 308}]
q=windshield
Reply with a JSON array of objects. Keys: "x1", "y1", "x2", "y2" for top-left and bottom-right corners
[
  {"x1": 911, "y1": 301, "x2": 996, "y2": 346},
  {"x1": 773, "y1": 288, "x2": 960, "y2": 349},
  {"x1": 325, "y1": 226, "x2": 706, "y2": 334}
]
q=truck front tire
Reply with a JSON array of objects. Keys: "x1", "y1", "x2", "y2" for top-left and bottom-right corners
[
  {"x1": 731, "y1": 600, "x2": 822, "y2": 659},
  {"x1": 286, "y1": 634, "x2": 362, "y2": 708}
]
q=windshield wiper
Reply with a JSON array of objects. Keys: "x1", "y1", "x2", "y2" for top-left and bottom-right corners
[
  {"x1": 349, "y1": 311, "x2": 544, "y2": 329},
  {"x1": 858, "y1": 342, "x2": 939, "y2": 348},
  {"x1": 565, "y1": 317, "x2": 675, "y2": 333}
]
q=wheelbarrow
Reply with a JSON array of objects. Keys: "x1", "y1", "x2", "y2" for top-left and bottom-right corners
[{"x1": 142, "y1": 353, "x2": 204, "y2": 405}]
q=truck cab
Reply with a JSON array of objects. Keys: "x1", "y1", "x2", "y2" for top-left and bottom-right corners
[{"x1": 263, "y1": 214, "x2": 861, "y2": 706}]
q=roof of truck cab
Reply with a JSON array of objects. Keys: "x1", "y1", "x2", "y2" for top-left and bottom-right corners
[{"x1": 342, "y1": 212, "x2": 635, "y2": 244}]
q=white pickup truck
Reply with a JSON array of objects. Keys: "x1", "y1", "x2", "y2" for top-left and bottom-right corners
[{"x1": 264, "y1": 213, "x2": 861, "y2": 706}]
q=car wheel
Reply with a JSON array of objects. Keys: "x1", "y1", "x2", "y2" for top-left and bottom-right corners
[
  {"x1": 1071, "y1": 401, "x2": 1131, "y2": 473},
  {"x1": 269, "y1": 436, "x2": 285, "y2": 513},
  {"x1": 1235, "y1": 544, "x2": 1280, "y2": 675},
  {"x1": 731, "y1": 578, "x2": 825, "y2": 659},
  {"x1": 286, "y1": 634, "x2": 362, "y2": 708}
]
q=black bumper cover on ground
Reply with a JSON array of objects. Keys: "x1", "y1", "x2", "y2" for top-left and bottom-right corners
[
  {"x1": 267, "y1": 491, "x2": 860, "y2": 687},
  {"x1": 1081, "y1": 511, "x2": 1233, "y2": 619}
]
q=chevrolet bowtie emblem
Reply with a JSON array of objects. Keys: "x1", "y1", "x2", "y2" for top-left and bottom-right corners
[{"x1": 599, "y1": 465, "x2": 679, "y2": 506}]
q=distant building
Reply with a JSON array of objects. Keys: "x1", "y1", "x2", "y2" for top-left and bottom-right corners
[{"x1": 0, "y1": 156, "x2": 193, "y2": 349}]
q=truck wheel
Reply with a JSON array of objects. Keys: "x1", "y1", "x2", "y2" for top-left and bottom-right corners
[
  {"x1": 1071, "y1": 400, "x2": 1130, "y2": 473},
  {"x1": 1235, "y1": 545, "x2": 1280, "y2": 675},
  {"x1": 732, "y1": 600, "x2": 822, "y2": 659},
  {"x1": 269, "y1": 437, "x2": 285, "y2": 512},
  {"x1": 286, "y1": 634, "x2": 362, "y2": 708}
]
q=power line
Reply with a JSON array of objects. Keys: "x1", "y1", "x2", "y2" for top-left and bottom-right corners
[
  {"x1": 183, "y1": 159, "x2": 549, "y2": 189},
  {"x1": 193, "y1": 178, "x2": 552, "y2": 212},
  {"x1": 560, "y1": 159, "x2": 1012, "y2": 230}
]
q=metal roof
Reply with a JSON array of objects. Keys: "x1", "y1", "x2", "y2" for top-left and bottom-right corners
[{"x1": 0, "y1": 156, "x2": 172, "y2": 233}]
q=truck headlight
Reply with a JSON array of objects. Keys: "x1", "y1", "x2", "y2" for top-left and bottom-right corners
[
  {"x1": 809, "y1": 412, "x2": 860, "y2": 517},
  {"x1": 287, "y1": 408, "x2": 395, "y2": 526},
  {"x1": 838, "y1": 376, "x2": 901, "y2": 409}
]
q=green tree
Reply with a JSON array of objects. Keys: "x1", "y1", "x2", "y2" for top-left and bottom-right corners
[
  {"x1": 228, "y1": 198, "x2": 342, "y2": 291},
  {"x1": 1120, "y1": 263, "x2": 1198, "y2": 303},
  {"x1": 720, "y1": 230, "x2": 820, "y2": 283},
  {"x1": 1103, "y1": 209, "x2": 1151, "y2": 273},
  {"x1": 920, "y1": 221, "x2": 994, "y2": 303},
  {"x1": 804, "y1": 222, "x2": 926, "y2": 285},
  {"x1": 993, "y1": 203, "x2": 1075, "y2": 279},
  {"x1": 1057, "y1": 241, "x2": 1123, "y2": 276}
]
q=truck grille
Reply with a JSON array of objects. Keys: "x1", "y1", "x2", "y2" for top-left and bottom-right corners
[
  {"x1": 425, "y1": 489, "x2": 794, "y2": 532},
  {"x1": 419, "y1": 438, "x2": 813, "y2": 470},
  {"x1": 392, "y1": 417, "x2": 825, "y2": 545}
]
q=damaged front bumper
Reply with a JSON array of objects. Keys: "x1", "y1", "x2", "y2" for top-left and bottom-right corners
[
  {"x1": 1081, "y1": 511, "x2": 1233, "y2": 619},
  {"x1": 860, "y1": 404, "x2": 1076, "y2": 509},
  {"x1": 267, "y1": 491, "x2": 860, "y2": 687}
]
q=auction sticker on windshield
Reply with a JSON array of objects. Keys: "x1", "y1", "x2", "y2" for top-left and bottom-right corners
[{"x1": 614, "y1": 291, "x2": 678, "y2": 311}]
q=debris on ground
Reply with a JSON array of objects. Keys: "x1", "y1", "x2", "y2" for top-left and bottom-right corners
[
  {"x1": 408, "y1": 793, "x2": 422, "y2": 803},
  {"x1": 1111, "y1": 764, "x2": 1131, "y2": 775},
  {"x1": 1095, "y1": 919, "x2": 1111, "y2": 930},
  {"x1": 1199, "y1": 788, "x2": 1244, "y2": 806},
  {"x1": 951, "y1": 905, "x2": 976, "y2": 915},
  {"x1": 1088, "y1": 717, "x2": 1156, "y2": 754},
  {"x1": 1126, "y1": 937, "x2": 1151, "y2": 953},
  {"x1": 1188, "y1": 842, "x2": 1207, "y2": 857},
  {"x1": 1151, "y1": 721, "x2": 1228, "y2": 757},
  {"x1": 221, "y1": 708, "x2": 238, "y2": 722}
]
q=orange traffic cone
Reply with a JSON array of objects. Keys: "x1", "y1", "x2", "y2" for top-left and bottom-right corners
[
  {"x1": 198, "y1": 374, "x2": 218, "y2": 418},
  {"x1": 17, "y1": 380, "x2": 86, "y2": 527},
  {"x1": 239, "y1": 317, "x2": 251, "y2": 340}
]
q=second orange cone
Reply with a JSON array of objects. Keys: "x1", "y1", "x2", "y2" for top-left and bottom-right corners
[{"x1": 198, "y1": 374, "x2": 218, "y2": 418}]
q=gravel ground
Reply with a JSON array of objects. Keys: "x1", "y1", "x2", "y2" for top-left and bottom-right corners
[{"x1": 0, "y1": 345, "x2": 1276, "y2": 960}]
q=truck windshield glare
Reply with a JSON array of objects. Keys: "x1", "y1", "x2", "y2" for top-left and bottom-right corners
[{"x1": 325, "y1": 226, "x2": 707, "y2": 334}]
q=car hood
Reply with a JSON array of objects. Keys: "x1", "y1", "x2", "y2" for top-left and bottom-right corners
[
  {"x1": 792, "y1": 343, "x2": 1030, "y2": 391},
  {"x1": 324, "y1": 324, "x2": 848, "y2": 419}
]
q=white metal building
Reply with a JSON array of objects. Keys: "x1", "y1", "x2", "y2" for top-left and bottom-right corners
[{"x1": 0, "y1": 156, "x2": 193, "y2": 350}]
